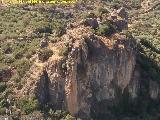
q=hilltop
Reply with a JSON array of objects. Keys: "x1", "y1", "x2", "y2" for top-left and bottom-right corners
[{"x1": 0, "y1": 0, "x2": 160, "y2": 120}]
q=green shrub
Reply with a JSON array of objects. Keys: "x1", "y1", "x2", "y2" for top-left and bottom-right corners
[
  {"x1": 130, "y1": 0, "x2": 141, "y2": 8},
  {"x1": 1, "y1": 43, "x2": 12, "y2": 54},
  {"x1": 0, "y1": 64, "x2": 8, "y2": 71},
  {"x1": 0, "y1": 83, "x2": 7, "y2": 93},
  {"x1": 85, "y1": 12, "x2": 97, "y2": 18},
  {"x1": 97, "y1": 21, "x2": 117, "y2": 36},
  {"x1": 0, "y1": 107, "x2": 5, "y2": 115},
  {"x1": 3, "y1": 56, "x2": 15, "y2": 64},
  {"x1": 13, "y1": 58, "x2": 32, "y2": 77},
  {"x1": 3, "y1": 87, "x2": 13, "y2": 97},
  {"x1": 11, "y1": 74, "x2": 21, "y2": 83},
  {"x1": 38, "y1": 48, "x2": 53, "y2": 62},
  {"x1": 18, "y1": 97, "x2": 40, "y2": 115},
  {"x1": 49, "y1": 109, "x2": 70, "y2": 120},
  {"x1": 25, "y1": 49, "x2": 37, "y2": 59},
  {"x1": 62, "y1": 114, "x2": 75, "y2": 120},
  {"x1": 35, "y1": 26, "x2": 52, "y2": 34},
  {"x1": 58, "y1": 46, "x2": 69, "y2": 57},
  {"x1": 97, "y1": 7, "x2": 109, "y2": 15},
  {"x1": 13, "y1": 50, "x2": 24, "y2": 59}
]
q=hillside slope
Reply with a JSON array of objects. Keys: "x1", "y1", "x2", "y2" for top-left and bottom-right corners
[{"x1": 0, "y1": 0, "x2": 160, "y2": 120}]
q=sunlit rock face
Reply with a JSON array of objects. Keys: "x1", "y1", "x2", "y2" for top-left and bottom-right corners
[
  {"x1": 63, "y1": 34, "x2": 136, "y2": 119},
  {"x1": 20, "y1": 25, "x2": 137, "y2": 119}
]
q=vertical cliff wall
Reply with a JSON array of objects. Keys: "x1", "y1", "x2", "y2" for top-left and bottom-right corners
[{"x1": 63, "y1": 31, "x2": 136, "y2": 119}]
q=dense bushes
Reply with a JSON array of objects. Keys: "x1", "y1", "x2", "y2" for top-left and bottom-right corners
[
  {"x1": 130, "y1": 9, "x2": 160, "y2": 82},
  {"x1": 38, "y1": 48, "x2": 53, "y2": 62},
  {"x1": 97, "y1": 21, "x2": 117, "y2": 36},
  {"x1": 48, "y1": 109, "x2": 78, "y2": 120},
  {"x1": 126, "y1": 4, "x2": 160, "y2": 120},
  {"x1": 0, "y1": 83, "x2": 7, "y2": 93},
  {"x1": 13, "y1": 58, "x2": 32, "y2": 77},
  {"x1": 0, "y1": 5, "x2": 73, "y2": 118},
  {"x1": 97, "y1": 7, "x2": 109, "y2": 15},
  {"x1": 0, "y1": 107, "x2": 5, "y2": 115},
  {"x1": 102, "y1": 0, "x2": 141, "y2": 9},
  {"x1": 58, "y1": 46, "x2": 69, "y2": 57},
  {"x1": 18, "y1": 97, "x2": 40, "y2": 114},
  {"x1": 0, "y1": 6, "x2": 53, "y2": 38}
]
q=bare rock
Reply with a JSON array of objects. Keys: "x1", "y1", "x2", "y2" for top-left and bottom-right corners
[
  {"x1": 81, "y1": 18, "x2": 99, "y2": 29},
  {"x1": 149, "y1": 80, "x2": 159, "y2": 100},
  {"x1": 117, "y1": 7, "x2": 128, "y2": 20},
  {"x1": 115, "y1": 19, "x2": 128, "y2": 30},
  {"x1": 35, "y1": 70, "x2": 50, "y2": 104},
  {"x1": 40, "y1": 39, "x2": 48, "y2": 48},
  {"x1": 108, "y1": 8, "x2": 128, "y2": 30}
]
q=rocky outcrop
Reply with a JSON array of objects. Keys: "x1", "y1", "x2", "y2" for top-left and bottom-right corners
[
  {"x1": 19, "y1": 24, "x2": 137, "y2": 119},
  {"x1": 117, "y1": 7, "x2": 128, "y2": 20},
  {"x1": 108, "y1": 7, "x2": 128, "y2": 31},
  {"x1": 128, "y1": 67, "x2": 140, "y2": 99},
  {"x1": 46, "y1": 58, "x2": 66, "y2": 109},
  {"x1": 63, "y1": 31, "x2": 136, "y2": 119},
  {"x1": 18, "y1": 8, "x2": 149, "y2": 119},
  {"x1": 35, "y1": 70, "x2": 50, "y2": 104},
  {"x1": 81, "y1": 18, "x2": 99, "y2": 29}
]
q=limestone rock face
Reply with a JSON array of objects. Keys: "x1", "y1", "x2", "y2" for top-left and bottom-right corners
[
  {"x1": 63, "y1": 33, "x2": 136, "y2": 119},
  {"x1": 46, "y1": 59, "x2": 66, "y2": 109},
  {"x1": 23, "y1": 29, "x2": 136, "y2": 120},
  {"x1": 128, "y1": 68, "x2": 140, "y2": 99},
  {"x1": 35, "y1": 70, "x2": 50, "y2": 104},
  {"x1": 20, "y1": 26, "x2": 137, "y2": 119},
  {"x1": 149, "y1": 80, "x2": 159, "y2": 100}
]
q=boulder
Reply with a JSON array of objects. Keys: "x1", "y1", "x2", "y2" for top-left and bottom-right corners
[
  {"x1": 117, "y1": 7, "x2": 128, "y2": 20},
  {"x1": 40, "y1": 36, "x2": 48, "y2": 48},
  {"x1": 115, "y1": 19, "x2": 128, "y2": 30},
  {"x1": 82, "y1": 18, "x2": 99, "y2": 29}
]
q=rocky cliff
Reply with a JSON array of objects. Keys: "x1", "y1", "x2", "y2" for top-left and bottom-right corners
[
  {"x1": 18, "y1": 23, "x2": 137, "y2": 120},
  {"x1": 0, "y1": 1, "x2": 159, "y2": 119},
  {"x1": 17, "y1": 7, "x2": 159, "y2": 119}
]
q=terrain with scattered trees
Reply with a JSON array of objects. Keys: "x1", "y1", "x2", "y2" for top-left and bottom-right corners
[{"x1": 0, "y1": 0, "x2": 160, "y2": 119}]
